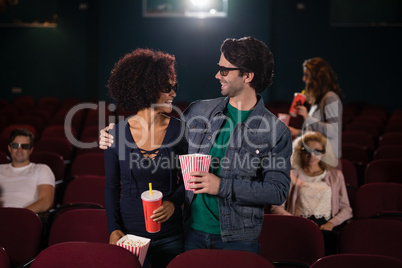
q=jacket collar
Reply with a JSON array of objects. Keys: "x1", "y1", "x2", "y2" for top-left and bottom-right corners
[{"x1": 211, "y1": 95, "x2": 267, "y2": 133}]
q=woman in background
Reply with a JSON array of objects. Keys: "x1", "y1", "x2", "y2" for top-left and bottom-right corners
[
  {"x1": 289, "y1": 57, "x2": 344, "y2": 164},
  {"x1": 271, "y1": 131, "x2": 352, "y2": 254}
]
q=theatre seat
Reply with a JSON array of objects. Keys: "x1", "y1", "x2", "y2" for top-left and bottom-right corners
[
  {"x1": 0, "y1": 208, "x2": 42, "y2": 267},
  {"x1": 167, "y1": 249, "x2": 275, "y2": 268},
  {"x1": 31, "y1": 242, "x2": 141, "y2": 268}
]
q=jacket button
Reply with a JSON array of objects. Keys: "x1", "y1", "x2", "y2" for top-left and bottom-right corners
[
  {"x1": 207, "y1": 135, "x2": 212, "y2": 140},
  {"x1": 256, "y1": 149, "x2": 259, "y2": 154}
]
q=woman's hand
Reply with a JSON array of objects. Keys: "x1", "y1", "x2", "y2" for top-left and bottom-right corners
[
  {"x1": 151, "y1": 200, "x2": 175, "y2": 223},
  {"x1": 109, "y1": 229, "x2": 125, "y2": 245},
  {"x1": 295, "y1": 105, "x2": 309, "y2": 120},
  {"x1": 320, "y1": 221, "x2": 334, "y2": 231},
  {"x1": 99, "y1": 123, "x2": 115, "y2": 149},
  {"x1": 288, "y1": 126, "x2": 301, "y2": 137}
]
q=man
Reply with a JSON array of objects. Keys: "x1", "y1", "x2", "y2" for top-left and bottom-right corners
[
  {"x1": 99, "y1": 36, "x2": 292, "y2": 253},
  {"x1": 0, "y1": 128, "x2": 55, "y2": 213}
]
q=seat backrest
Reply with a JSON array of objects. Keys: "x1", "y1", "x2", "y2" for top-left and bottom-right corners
[
  {"x1": 63, "y1": 175, "x2": 106, "y2": 207},
  {"x1": 385, "y1": 122, "x2": 402, "y2": 133},
  {"x1": 1, "y1": 124, "x2": 36, "y2": 139},
  {"x1": 364, "y1": 159, "x2": 402, "y2": 184},
  {"x1": 354, "y1": 183, "x2": 402, "y2": 220},
  {"x1": 75, "y1": 137, "x2": 104, "y2": 156},
  {"x1": 34, "y1": 138, "x2": 73, "y2": 162},
  {"x1": 342, "y1": 131, "x2": 376, "y2": 151},
  {"x1": 310, "y1": 254, "x2": 402, "y2": 268},
  {"x1": 345, "y1": 123, "x2": 381, "y2": 139},
  {"x1": 339, "y1": 219, "x2": 402, "y2": 261},
  {"x1": 80, "y1": 125, "x2": 105, "y2": 140},
  {"x1": 0, "y1": 137, "x2": 9, "y2": 155},
  {"x1": 0, "y1": 247, "x2": 11, "y2": 268},
  {"x1": 0, "y1": 208, "x2": 42, "y2": 267},
  {"x1": 259, "y1": 214, "x2": 325, "y2": 266},
  {"x1": 341, "y1": 143, "x2": 371, "y2": 165},
  {"x1": 31, "y1": 242, "x2": 141, "y2": 268},
  {"x1": 41, "y1": 125, "x2": 77, "y2": 141},
  {"x1": 341, "y1": 158, "x2": 358, "y2": 188},
  {"x1": 70, "y1": 153, "x2": 105, "y2": 177},
  {"x1": 379, "y1": 132, "x2": 402, "y2": 147},
  {"x1": 48, "y1": 208, "x2": 109, "y2": 246},
  {"x1": 14, "y1": 115, "x2": 45, "y2": 134},
  {"x1": 0, "y1": 152, "x2": 9, "y2": 164},
  {"x1": 166, "y1": 249, "x2": 275, "y2": 268},
  {"x1": 30, "y1": 151, "x2": 65, "y2": 181},
  {"x1": 340, "y1": 158, "x2": 359, "y2": 209},
  {"x1": 373, "y1": 145, "x2": 402, "y2": 160}
]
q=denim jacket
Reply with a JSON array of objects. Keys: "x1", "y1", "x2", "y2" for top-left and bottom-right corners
[{"x1": 183, "y1": 96, "x2": 292, "y2": 242}]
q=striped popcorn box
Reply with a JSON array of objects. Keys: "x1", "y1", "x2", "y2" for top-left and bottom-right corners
[
  {"x1": 117, "y1": 234, "x2": 151, "y2": 266},
  {"x1": 179, "y1": 154, "x2": 212, "y2": 191}
]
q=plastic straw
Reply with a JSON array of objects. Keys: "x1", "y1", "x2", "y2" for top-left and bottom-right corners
[
  {"x1": 301, "y1": 90, "x2": 305, "y2": 94},
  {"x1": 149, "y1": 183, "x2": 153, "y2": 195}
]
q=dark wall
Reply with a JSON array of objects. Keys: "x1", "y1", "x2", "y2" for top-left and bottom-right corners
[
  {"x1": 271, "y1": 0, "x2": 402, "y2": 111},
  {"x1": 0, "y1": 0, "x2": 99, "y2": 101},
  {"x1": 1, "y1": 0, "x2": 401, "y2": 110},
  {"x1": 98, "y1": 0, "x2": 273, "y2": 103}
]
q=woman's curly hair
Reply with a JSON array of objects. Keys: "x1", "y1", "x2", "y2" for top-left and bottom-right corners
[
  {"x1": 107, "y1": 48, "x2": 177, "y2": 111},
  {"x1": 303, "y1": 57, "x2": 344, "y2": 105},
  {"x1": 291, "y1": 131, "x2": 338, "y2": 170}
]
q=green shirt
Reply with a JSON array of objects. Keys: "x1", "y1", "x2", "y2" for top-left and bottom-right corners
[{"x1": 188, "y1": 103, "x2": 252, "y2": 234}]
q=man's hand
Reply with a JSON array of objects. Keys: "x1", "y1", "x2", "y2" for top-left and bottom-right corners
[
  {"x1": 188, "y1": 171, "x2": 220, "y2": 195},
  {"x1": 99, "y1": 123, "x2": 115, "y2": 149},
  {"x1": 151, "y1": 200, "x2": 175, "y2": 223}
]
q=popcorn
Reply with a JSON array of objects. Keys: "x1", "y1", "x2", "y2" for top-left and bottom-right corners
[
  {"x1": 117, "y1": 234, "x2": 151, "y2": 266},
  {"x1": 121, "y1": 238, "x2": 148, "y2": 248}
]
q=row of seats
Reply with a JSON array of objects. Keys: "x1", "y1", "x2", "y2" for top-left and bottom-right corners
[
  {"x1": 1, "y1": 207, "x2": 401, "y2": 267},
  {"x1": 2, "y1": 244, "x2": 401, "y2": 268},
  {"x1": 1, "y1": 150, "x2": 399, "y2": 221}
]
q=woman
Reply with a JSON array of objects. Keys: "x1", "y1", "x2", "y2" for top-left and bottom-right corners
[
  {"x1": 289, "y1": 57, "x2": 344, "y2": 163},
  {"x1": 271, "y1": 131, "x2": 352, "y2": 254},
  {"x1": 104, "y1": 48, "x2": 187, "y2": 268}
]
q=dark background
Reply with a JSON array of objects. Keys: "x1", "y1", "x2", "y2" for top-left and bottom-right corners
[{"x1": 1, "y1": 0, "x2": 401, "y2": 111}]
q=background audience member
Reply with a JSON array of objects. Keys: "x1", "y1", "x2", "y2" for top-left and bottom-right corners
[
  {"x1": 0, "y1": 128, "x2": 55, "y2": 214},
  {"x1": 271, "y1": 131, "x2": 352, "y2": 255},
  {"x1": 289, "y1": 57, "x2": 344, "y2": 164}
]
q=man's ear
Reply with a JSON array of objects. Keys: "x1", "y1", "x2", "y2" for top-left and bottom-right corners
[{"x1": 243, "y1": 72, "x2": 254, "y2": 83}]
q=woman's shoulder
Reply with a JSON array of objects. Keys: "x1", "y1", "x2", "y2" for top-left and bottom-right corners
[
  {"x1": 322, "y1": 91, "x2": 341, "y2": 103},
  {"x1": 326, "y1": 168, "x2": 345, "y2": 182}
]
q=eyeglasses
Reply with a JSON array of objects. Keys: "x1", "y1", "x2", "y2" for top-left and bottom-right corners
[
  {"x1": 217, "y1": 64, "x2": 243, "y2": 76},
  {"x1": 161, "y1": 83, "x2": 179, "y2": 93},
  {"x1": 9, "y1": 142, "x2": 32, "y2": 150},
  {"x1": 301, "y1": 146, "x2": 325, "y2": 156}
]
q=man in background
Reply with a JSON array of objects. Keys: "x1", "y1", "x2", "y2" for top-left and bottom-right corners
[{"x1": 0, "y1": 128, "x2": 55, "y2": 213}]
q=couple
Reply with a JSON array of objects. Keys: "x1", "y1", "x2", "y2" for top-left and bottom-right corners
[{"x1": 99, "y1": 36, "x2": 292, "y2": 268}]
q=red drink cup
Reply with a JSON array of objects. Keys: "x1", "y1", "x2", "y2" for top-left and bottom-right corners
[
  {"x1": 141, "y1": 190, "x2": 163, "y2": 233},
  {"x1": 179, "y1": 154, "x2": 212, "y2": 191},
  {"x1": 289, "y1": 92, "x2": 306, "y2": 117}
]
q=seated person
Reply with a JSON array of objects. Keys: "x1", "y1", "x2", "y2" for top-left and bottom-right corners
[
  {"x1": 271, "y1": 131, "x2": 352, "y2": 254},
  {"x1": 0, "y1": 128, "x2": 55, "y2": 214}
]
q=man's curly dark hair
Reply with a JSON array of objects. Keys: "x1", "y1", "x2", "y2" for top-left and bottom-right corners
[
  {"x1": 107, "y1": 48, "x2": 177, "y2": 111},
  {"x1": 220, "y1": 36, "x2": 274, "y2": 93}
]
